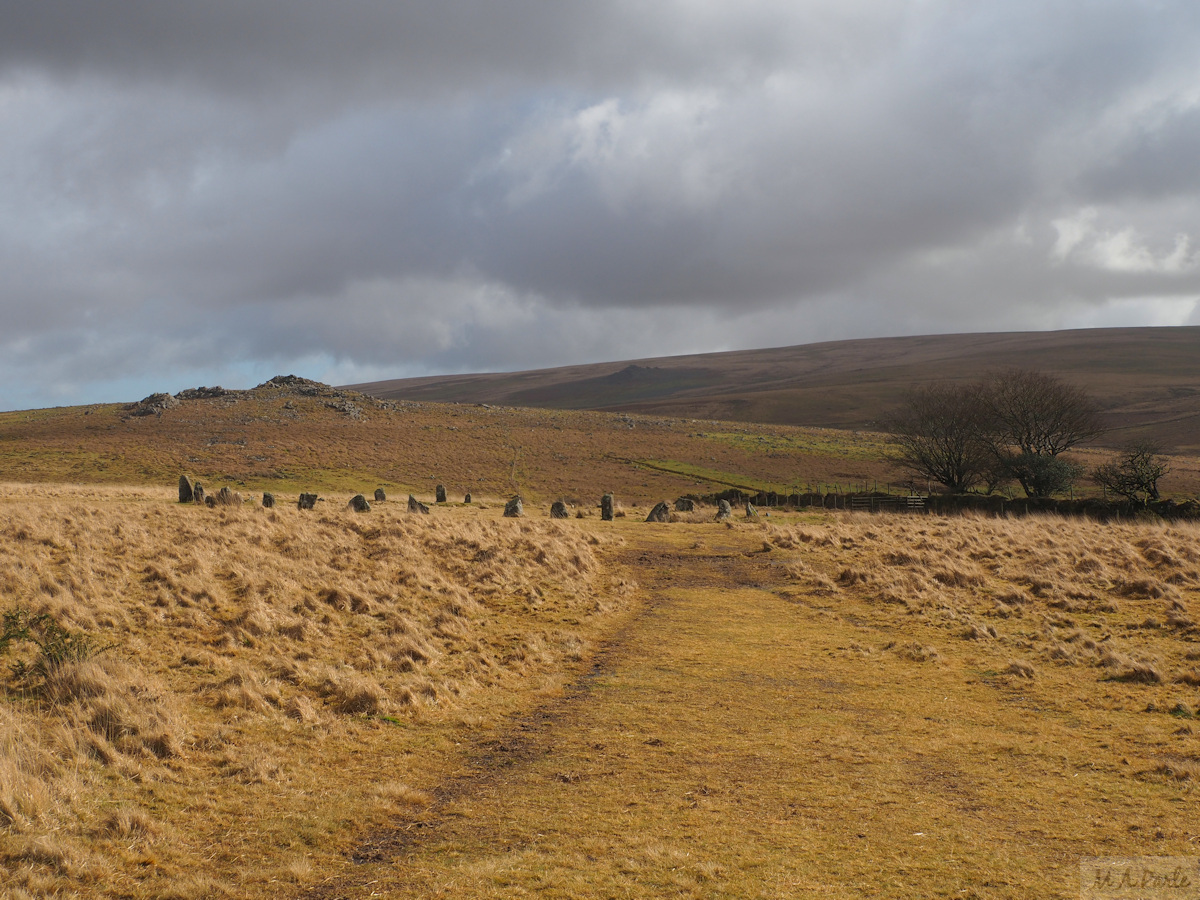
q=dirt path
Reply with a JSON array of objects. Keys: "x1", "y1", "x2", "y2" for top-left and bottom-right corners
[{"x1": 298, "y1": 523, "x2": 1141, "y2": 899}]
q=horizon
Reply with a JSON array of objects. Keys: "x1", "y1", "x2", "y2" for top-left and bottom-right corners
[{"x1": 5, "y1": 322, "x2": 1194, "y2": 414}]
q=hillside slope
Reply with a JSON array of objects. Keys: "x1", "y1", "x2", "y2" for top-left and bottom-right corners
[
  {"x1": 346, "y1": 327, "x2": 1200, "y2": 451},
  {"x1": 0, "y1": 376, "x2": 915, "y2": 504}
]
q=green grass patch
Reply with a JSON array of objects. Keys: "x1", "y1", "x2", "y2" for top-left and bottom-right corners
[
  {"x1": 0, "y1": 448, "x2": 152, "y2": 484},
  {"x1": 695, "y1": 428, "x2": 895, "y2": 461},
  {"x1": 628, "y1": 459, "x2": 780, "y2": 493},
  {"x1": 209, "y1": 465, "x2": 412, "y2": 497},
  {"x1": 630, "y1": 458, "x2": 894, "y2": 497}
]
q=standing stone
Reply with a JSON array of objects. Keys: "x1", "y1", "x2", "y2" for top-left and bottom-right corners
[
  {"x1": 215, "y1": 487, "x2": 240, "y2": 506},
  {"x1": 205, "y1": 495, "x2": 216, "y2": 507},
  {"x1": 504, "y1": 496, "x2": 524, "y2": 518},
  {"x1": 408, "y1": 494, "x2": 430, "y2": 514},
  {"x1": 464, "y1": 492, "x2": 472, "y2": 504},
  {"x1": 374, "y1": 488, "x2": 386, "y2": 502},
  {"x1": 601, "y1": 493, "x2": 615, "y2": 521},
  {"x1": 348, "y1": 494, "x2": 371, "y2": 512},
  {"x1": 178, "y1": 475, "x2": 194, "y2": 503},
  {"x1": 716, "y1": 499, "x2": 732, "y2": 520},
  {"x1": 674, "y1": 497, "x2": 696, "y2": 512},
  {"x1": 192, "y1": 483, "x2": 205, "y2": 505},
  {"x1": 436, "y1": 484, "x2": 447, "y2": 503},
  {"x1": 298, "y1": 492, "x2": 319, "y2": 510},
  {"x1": 745, "y1": 502, "x2": 758, "y2": 518},
  {"x1": 550, "y1": 500, "x2": 569, "y2": 519},
  {"x1": 262, "y1": 492, "x2": 275, "y2": 508},
  {"x1": 645, "y1": 501, "x2": 671, "y2": 523}
]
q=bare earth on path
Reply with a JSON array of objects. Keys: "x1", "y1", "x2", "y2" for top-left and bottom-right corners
[{"x1": 303, "y1": 515, "x2": 1200, "y2": 899}]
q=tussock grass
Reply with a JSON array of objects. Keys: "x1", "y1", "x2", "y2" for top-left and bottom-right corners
[
  {"x1": 0, "y1": 484, "x2": 623, "y2": 897},
  {"x1": 1005, "y1": 659, "x2": 1037, "y2": 678},
  {"x1": 1150, "y1": 756, "x2": 1200, "y2": 781},
  {"x1": 3, "y1": 481, "x2": 1200, "y2": 897},
  {"x1": 326, "y1": 508, "x2": 1200, "y2": 898},
  {"x1": 768, "y1": 513, "x2": 1200, "y2": 689}
]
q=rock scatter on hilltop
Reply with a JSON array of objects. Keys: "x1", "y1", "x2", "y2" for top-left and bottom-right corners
[{"x1": 123, "y1": 374, "x2": 400, "y2": 421}]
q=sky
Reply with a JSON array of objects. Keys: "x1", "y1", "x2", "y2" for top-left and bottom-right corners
[{"x1": 3, "y1": 1, "x2": 1200, "y2": 410}]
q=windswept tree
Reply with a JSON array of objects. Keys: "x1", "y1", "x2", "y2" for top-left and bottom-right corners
[
  {"x1": 978, "y1": 369, "x2": 1104, "y2": 497},
  {"x1": 1092, "y1": 441, "x2": 1170, "y2": 503},
  {"x1": 888, "y1": 381, "x2": 991, "y2": 494},
  {"x1": 888, "y1": 369, "x2": 1104, "y2": 498}
]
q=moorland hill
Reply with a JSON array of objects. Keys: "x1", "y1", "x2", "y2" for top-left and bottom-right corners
[
  {"x1": 347, "y1": 326, "x2": 1200, "y2": 452},
  {"x1": 0, "y1": 375, "x2": 920, "y2": 504},
  {"x1": 3, "y1": 361, "x2": 1199, "y2": 503}
]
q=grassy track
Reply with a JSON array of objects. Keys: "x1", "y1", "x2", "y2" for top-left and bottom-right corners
[{"x1": 304, "y1": 518, "x2": 1198, "y2": 899}]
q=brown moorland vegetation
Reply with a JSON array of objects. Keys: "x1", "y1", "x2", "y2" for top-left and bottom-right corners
[
  {"x1": 2, "y1": 375, "x2": 1198, "y2": 503},
  {"x1": 307, "y1": 510, "x2": 1200, "y2": 899},
  {"x1": 349, "y1": 325, "x2": 1200, "y2": 452},
  {"x1": 0, "y1": 485, "x2": 632, "y2": 897},
  {"x1": 1, "y1": 481, "x2": 1199, "y2": 896},
  {"x1": 0, "y1": 377, "x2": 922, "y2": 504}
]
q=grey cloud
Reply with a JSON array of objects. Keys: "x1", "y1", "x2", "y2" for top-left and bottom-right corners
[
  {"x1": 0, "y1": 1, "x2": 813, "y2": 99},
  {"x1": 3, "y1": 2, "x2": 1200, "y2": 409}
]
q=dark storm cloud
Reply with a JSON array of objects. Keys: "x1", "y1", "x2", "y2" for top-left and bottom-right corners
[
  {"x1": 2, "y1": 1, "x2": 1200, "y2": 409},
  {"x1": 0, "y1": 1, "x2": 803, "y2": 96}
]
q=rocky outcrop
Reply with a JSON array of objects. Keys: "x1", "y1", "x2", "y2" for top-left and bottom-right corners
[
  {"x1": 175, "y1": 386, "x2": 228, "y2": 401},
  {"x1": 127, "y1": 393, "x2": 180, "y2": 417},
  {"x1": 259, "y1": 375, "x2": 327, "y2": 395},
  {"x1": 323, "y1": 398, "x2": 363, "y2": 419}
]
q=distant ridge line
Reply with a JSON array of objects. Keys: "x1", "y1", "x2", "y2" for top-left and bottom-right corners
[{"x1": 345, "y1": 326, "x2": 1200, "y2": 450}]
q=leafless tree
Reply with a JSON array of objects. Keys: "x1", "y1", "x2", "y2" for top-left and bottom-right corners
[
  {"x1": 1092, "y1": 441, "x2": 1170, "y2": 503},
  {"x1": 978, "y1": 369, "x2": 1104, "y2": 497},
  {"x1": 888, "y1": 381, "x2": 991, "y2": 494}
]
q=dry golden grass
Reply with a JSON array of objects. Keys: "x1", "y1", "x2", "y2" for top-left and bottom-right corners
[
  {"x1": 3, "y1": 475, "x2": 1200, "y2": 897},
  {"x1": 0, "y1": 484, "x2": 629, "y2": 897},
  {"x1": 304, "y1": 508, "x2": 1200, "y2": 899}
]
